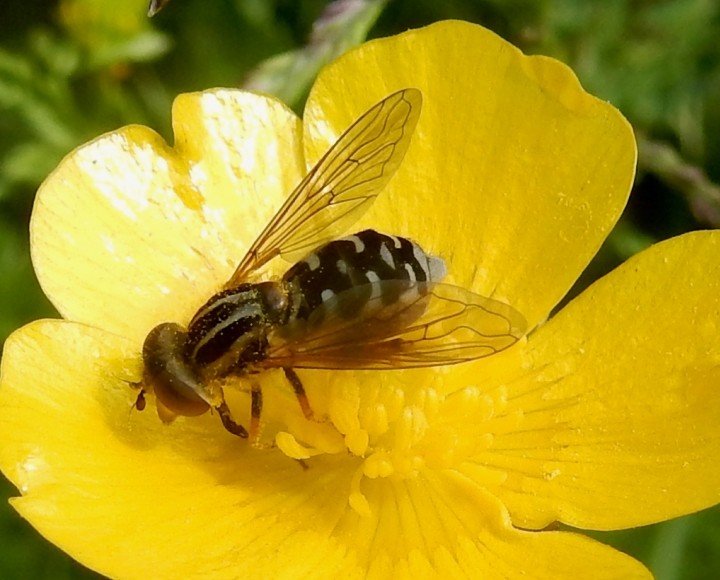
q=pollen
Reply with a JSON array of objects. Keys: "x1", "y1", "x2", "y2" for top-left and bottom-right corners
[{"x1": 275, "y1": 370, "x2": 514, "y2": 516}]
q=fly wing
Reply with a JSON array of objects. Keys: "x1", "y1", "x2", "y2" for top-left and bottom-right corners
[
  {"x1": 226, "y1": 88, "x2": 422, "y2": 286},
  {"x1": 261, "y1": 281, "x2": 527, "y2": 370}
]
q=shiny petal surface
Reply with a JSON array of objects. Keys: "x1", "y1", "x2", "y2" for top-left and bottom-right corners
[
  {"x1": 30, "y1": 91, "x2": 304, "y2": 344},
  {"x1": 0, "y1": 321, "x2": 351, "y2": 579},
  {"x1": 3, "y1": 19, "x2": 690, "y2": 580},
  {"x1": 0, "y1": 322, "x2": 649, "y2": 578},
  {"x1": 464, "y1": 231, "x2": 720, "y2": 530},
  {"x1": 304, "y1": 20, "x2": 636, "y2": 329}
]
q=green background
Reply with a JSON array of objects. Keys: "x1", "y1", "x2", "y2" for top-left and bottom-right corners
[{"x1": 1, "y1": 0, "x2": 719, "y2": 578}]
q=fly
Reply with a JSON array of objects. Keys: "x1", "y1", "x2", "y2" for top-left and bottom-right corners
[{"x1": 135, "y1": 88, "x2": 527, "y2": 444}]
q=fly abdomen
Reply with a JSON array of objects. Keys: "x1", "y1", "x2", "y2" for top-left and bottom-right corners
[{"x1": 282, "y1": 229, "x2": 446, "y2": 322}]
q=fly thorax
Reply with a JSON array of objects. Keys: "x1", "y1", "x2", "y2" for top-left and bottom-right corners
[
  {"x1": 254, "y1": 281, "x2": 291, "y2": 324},
  {"x1": 186, "y1": 283, "x2": 288, "y2": 379}
]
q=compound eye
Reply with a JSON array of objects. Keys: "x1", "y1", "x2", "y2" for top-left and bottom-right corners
[{"x1": 143, "y1": 323, "x2": 211, "y2": 417}]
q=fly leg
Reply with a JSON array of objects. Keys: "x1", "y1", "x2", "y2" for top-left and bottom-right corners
[
  {"x1": 247, "y1": 380, "x2": 303, "y2": 453},
  {"x1": 216, "y1": 399, "x2": 249, "y2": 439},
  {"x1": 283, "y1": 367, "x2": 314, "y2": 421},
  {"x1": 249, "y1": 379, "x2": 264, "y2": 447},
  {"x1": 213, "y1": 380, "x2": 265, "y2": 446}
]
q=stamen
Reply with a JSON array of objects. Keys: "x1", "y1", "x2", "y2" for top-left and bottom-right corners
[
  {"x1": 271, "y1": 373, "x2": 518, "y2": 518},
  {"x1": 345, "y1": 428, "x2": 369, "y2": 456},
  {"x1": 349, "y1": 465, "x2": 372, "y2": 517},
  {"x1": 275, "y1": 432, "x2": 316, "y2": 460}
]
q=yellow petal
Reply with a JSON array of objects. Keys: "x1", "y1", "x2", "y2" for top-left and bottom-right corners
[
  {"x1": 350, "y1": 470, "x2": 651, "y2": 580},
  {"x1": 464, "y1": 231, "x2": 720, "y2": 530},
  {"x1": 304, "y1": 20, "x2": 636, "y2": 328},
  {"x1": 7, "y1": 20, "x2": 660, "y2": 578},
  {"x1": 0, "y1": 322, "x2": 649, "y2": 578},
  {"x1": 0, "y1": 320, "x2": 354, "y2": 578},
  {"x1": 30, "y1": 90, "x2": 303, "y2": 343}
]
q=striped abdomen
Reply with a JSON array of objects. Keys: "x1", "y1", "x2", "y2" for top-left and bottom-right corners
[{"x1": 282, "y1": 229, "x2": 446, "y2": 322}]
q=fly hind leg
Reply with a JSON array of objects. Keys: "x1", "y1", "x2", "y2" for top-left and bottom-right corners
[
  {"x1": 283, "y1": 367, "x2": 315, "y2": 421},
  {"x1": 248, "y1": 380, "x2": 265, "y2": 447}
]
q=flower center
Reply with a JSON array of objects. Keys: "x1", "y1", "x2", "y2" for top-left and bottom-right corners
[{"x1": 273, "y1": 368, "x2": 520, "y2": 516}]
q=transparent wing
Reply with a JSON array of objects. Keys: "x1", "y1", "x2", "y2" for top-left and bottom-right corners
[
  {"x1": 260, "y1": 281, "x2": 527, "y2": 370},
  {"x1": 226, "y1": 88, "x2": 422, "y2": 286}
]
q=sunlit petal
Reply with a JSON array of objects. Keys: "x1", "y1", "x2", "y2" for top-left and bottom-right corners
[
  {"x1": 0, "y1": 321, "x2": 649, "y2": 577},
  {"x1": 305, "y1": 21, "x2": 636, "y2": 329},
  {"x1": 31, "y1": 91, "x2": 304, "y2": 343},
  {"x1": 460, "y1": 231, "x2": 720, "y2": 530}
]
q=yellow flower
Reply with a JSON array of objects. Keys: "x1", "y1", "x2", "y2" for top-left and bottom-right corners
[{"x1": 1, "y1": 20, "x2": 719, "y2": 579}]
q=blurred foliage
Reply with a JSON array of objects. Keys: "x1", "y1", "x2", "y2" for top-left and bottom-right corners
[{"x1": 0, "y1": 0, "x2": 719, "y2": 578}]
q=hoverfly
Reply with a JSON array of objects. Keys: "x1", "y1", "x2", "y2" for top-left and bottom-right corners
[{"x1": 135, "y1": 88, "x2": 527, "y2": 444}]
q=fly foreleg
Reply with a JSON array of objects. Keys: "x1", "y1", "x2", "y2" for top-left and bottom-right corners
[{"x1": 216, "y1": 399, "x2": 249, "y2": 439}]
